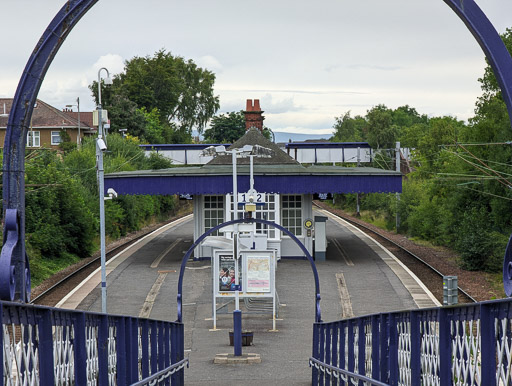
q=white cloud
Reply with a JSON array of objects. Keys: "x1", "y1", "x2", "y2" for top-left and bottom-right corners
[
  {"x1": 89, "y1": 54, "x2": 125, "y2": 79},
  {"x1": 196, "y1": 55, "x2": 224, "y2": 73}
]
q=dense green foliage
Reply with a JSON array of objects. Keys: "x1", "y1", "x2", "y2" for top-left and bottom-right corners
[
  {"x1": 203, "y1": 111, "x2": 246, "y2": 143},
  {"x1": 12, "y1": 133, "x2": 178, "y2": 286},
  {"x1": 90, "y1": 49, "x2": 220, "y2": 144},
  {"x1": 331, "y1": 28, "x2": 512, "y2": 272}
]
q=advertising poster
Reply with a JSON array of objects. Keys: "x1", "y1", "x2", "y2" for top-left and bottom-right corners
[
  {"x1": 218, "y1": 254, "x2": 241, "y2": 291},
  {"x1": 246, "y1": 255, "x2": 271, "y2": 292}
]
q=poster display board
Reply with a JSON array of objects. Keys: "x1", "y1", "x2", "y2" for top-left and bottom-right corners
[
  {"x1": 246, "y1": 255, "x2": 271, "y2": 292},
  {"x1": 217, "y1": 253, "x2": 241, "y2": 291},
  {"x1": 212, "y1": 249, "x2": 277, "y2": 330}
]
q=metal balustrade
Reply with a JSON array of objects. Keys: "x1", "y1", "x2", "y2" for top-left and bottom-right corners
[
  {"x1": 311, "y1": 298, "x2": 512, "y2": 386},
  {"x1": 1, "y1": 301, "x2": 186, "y2": 385}
]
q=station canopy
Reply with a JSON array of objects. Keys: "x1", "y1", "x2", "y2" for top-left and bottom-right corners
[{"x1": 104, "y1": 128, "x2": 402, "y2": 196}]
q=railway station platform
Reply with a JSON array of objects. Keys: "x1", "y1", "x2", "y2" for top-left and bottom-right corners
[{"x1": 56, "y1": 210, "x2": 438, "y2": 384}]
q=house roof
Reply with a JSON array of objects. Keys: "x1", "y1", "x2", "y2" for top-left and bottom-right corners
[{"x1": 0, "y1": 98, "x2": 93, "y2": 130}]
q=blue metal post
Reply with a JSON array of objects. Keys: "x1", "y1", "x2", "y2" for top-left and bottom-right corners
[
  {"x1": 74, "y1": 312, "x2": 87, "y2": 385},
  {"x1": 158, "y1": 322, "x2": 165, "y2": 373},
  {"x1": 312, "y1": 323, "x2": 320, "y2": 386},
  {"x1": 371, "y1": 314, "x2": 380, "y2": 382},
  {"x1": 164, "y1": 323, "x2": 171, "y2": 386},
  {"x1": 116, "y1": 317, "x2": 127, "y2": 385},
  {"x1": 340, "y1": 321, "x2": 346, "y2": 381},
  {"x1": 233, "y1": 310, "x2": 243, "y2": 356},
  {"x1": 358, "y1": 318, "x2": 365, "y2": 385},
  {"x1": 177, "y1": 322, "x2": 185, "y2": 385},
  {"x1": 150, "y1": 321, "x2": 158, "y2": 376},
  {"x1": 141, "y1": 319, "x2": 149, "y2": 380},
  {"x1": 387, "y1": 313, "x2": 398, "y2": 385},
  {"x1": 410, "y1": 311, "x2": 421, "y2": 386},
  {"x1": 331, "y1": 323, "x2": 339, "y2": 386},
  {"x1": 480, "y1": 303, "x2": 497, "y2": 385},
  {"x1": 438, "y1": 308, "x2": 452, "y2": 386},
  {"x1": 325, "y1": 324, "x2": 332, "y2": 384},
  {"x1": 38, "y1": 309, "x2": 55, "y2": 385},
  {"x1": 127, "y1": 318, "x2": 139, "y2": 383},
  {"x1": 319, "y1": 324, "x2": 325, "y2": 385},
  {"x1": 347, "y1": 320, "x2": 355, "y2": 378},
  {"x1": 98, "y1": 315, "x2": 109, "y2": 386},
  {"x1": 379, "y1": 314, "x2": 389, "y2": 382}
]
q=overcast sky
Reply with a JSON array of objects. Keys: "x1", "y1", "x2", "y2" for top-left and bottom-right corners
[{"x1": 1, "y1": 0, "x2": 512, "y2": 137}]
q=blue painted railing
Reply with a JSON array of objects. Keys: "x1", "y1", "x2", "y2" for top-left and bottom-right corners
[
  {"x1": 1, "y1": 301, "x2": 186, "y2": 385},
  {"x1": 311, "y1": 297, "x2": 512, "y2": 386}
]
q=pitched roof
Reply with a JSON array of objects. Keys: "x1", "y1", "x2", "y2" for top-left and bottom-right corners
[
  {"x1": 207, "y1": 127, "x2": 300, "y2": 165},
  {"x1": 0, "y1": 98, "x2": 93, "y2": 129}
]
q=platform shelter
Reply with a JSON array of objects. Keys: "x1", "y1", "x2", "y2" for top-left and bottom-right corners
[{"x1": 104, "y1": 100, "x2": 401, "y2": 260}]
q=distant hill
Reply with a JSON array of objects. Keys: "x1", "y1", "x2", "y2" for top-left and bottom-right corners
[{"x1": 273, "y1": 131, "x2": 332, "y2": 143}]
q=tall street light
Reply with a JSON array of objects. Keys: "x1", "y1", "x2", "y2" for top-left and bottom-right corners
[
  {"x1": 66, "y1": 97, "x2": 80, "y2": 148},
  {"x1": 208, "y1": 143, "x2": 272, "y2": 357},
  {"x1": 97, "y1": 67, "x2": 112, "y2": 314}
]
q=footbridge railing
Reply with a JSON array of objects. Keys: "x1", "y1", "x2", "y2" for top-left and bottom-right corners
[
  {"x1": 311, "y1": 297, "x2": 512, "y2": 386},
  {"x1": 1, "y1": 301, "x2": 186, "y2": 385}
]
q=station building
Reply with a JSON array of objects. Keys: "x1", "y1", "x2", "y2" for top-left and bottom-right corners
[{"x1": 105, "y1": 100, "x2": 402, "y2": 260}]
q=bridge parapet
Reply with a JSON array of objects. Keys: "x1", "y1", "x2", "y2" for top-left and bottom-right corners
[
  {"x1": 311, "y1": 298, "x2": 512, "y2": 386},
  {"x1": 1, "y1": 301, "x2": 186, "y2": 385}
]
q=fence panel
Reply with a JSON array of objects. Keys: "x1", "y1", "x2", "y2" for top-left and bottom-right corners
[
  {"x1": 1, "y1": 300, "x2": 186, "y2": 385},
  {"x1": 311, "y1": 298, "x2": 512, "y2": 386}
]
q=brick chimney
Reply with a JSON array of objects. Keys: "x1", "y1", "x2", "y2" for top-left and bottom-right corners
[{"x1": 243, "y1": 99, "x2": 264, "y2": 132}]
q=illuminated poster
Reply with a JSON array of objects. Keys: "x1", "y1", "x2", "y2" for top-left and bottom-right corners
[
  {"x1": 246, "y1": 255, "x2": 271, "y2": 292},
  {"x1": 218, "y1": 254, "x2": 241, "y2": 291}
]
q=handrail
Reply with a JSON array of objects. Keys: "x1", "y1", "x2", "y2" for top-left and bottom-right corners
[{"x1": 309, "y1": 357, "x2": 389, "y2": 386}]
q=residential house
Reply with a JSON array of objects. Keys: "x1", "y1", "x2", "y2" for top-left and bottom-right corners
[{"x1": 0, "y1": 98, "x2": 96, "y2": 149}]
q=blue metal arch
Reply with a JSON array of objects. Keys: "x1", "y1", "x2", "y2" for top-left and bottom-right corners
[
  {"x1": 1, "y1": 0, "x2": 98, "y2": 301},
  {"x1": 443, "y1": 0, "x2": 512, "y2": 119},
  {"x1": 176, "y1": 218, "x2": 322, "y2": 323},
  {"x1": 2, "y1": 0, "x2": 512, "y2": 302}
]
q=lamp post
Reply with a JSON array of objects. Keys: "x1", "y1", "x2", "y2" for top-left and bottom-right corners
[
  {"x1": 97, "y1": 67, "x2": 112, "y2": 314},
  {"x1": 66, "y1": 97, "x2": 80, "y2": 147}
]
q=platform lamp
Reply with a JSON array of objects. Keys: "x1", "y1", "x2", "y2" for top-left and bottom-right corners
[
  {"x1": 97, "y1": 67, "x2": 113, "y2": 314},
  {"x1": 205, "y1": 143, "x2": 273, "y2": 356},
  {"x1": 66, "y1": 97, "x2": 80, "y2": 147}
]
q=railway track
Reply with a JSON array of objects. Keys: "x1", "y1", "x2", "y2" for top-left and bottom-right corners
[
  {"x1": 32, "y1": 204, "x2": 475, "y2": 307},
  {"x1": 314, "y1": 202, "x2": 476, "y2": 304},
  {"x1": 31, "y1": 213, "x2": 192, "y2": 307}
]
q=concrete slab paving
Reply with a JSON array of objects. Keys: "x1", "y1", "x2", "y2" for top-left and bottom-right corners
[{"x1": 67, "y1": 210, "x2": 438, "y2": 384}]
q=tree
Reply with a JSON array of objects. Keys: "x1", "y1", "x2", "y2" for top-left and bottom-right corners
[
  {"x1": 331, "y1": 111, "x2": 365, "y2": 142},
  {"x1": 365, "y1": 104, "x2": 398, "y2": 149},
  {"x1": 203, "y1": 111, "x2": 246, "y2": 143},
  {"x1": 91, "y1": 49, "x2": 220, "y2": 140}
]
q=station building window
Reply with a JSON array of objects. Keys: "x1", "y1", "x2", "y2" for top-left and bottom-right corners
[
  {"x1": 281, "y1": 195, "x2": 302, "y2": 236},
  {"x1": 254, "y1": 194, "x2": 278, "y2": 239},
  {"x1": 227, "y1": 193, "x2": 279, "y2": 240},
  {"x1": 203, "y1": 195, "x2": 224, "y2": 236},
  {"x1": 27, "y1": 131, "x2": 40, "y2": 147}
]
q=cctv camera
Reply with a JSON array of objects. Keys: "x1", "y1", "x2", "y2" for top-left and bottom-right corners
[
  {"x1": 97, "y1": 138, "x2": 107, "y2": 151},
  {"x1": 107, "y1": 188, "x2": 118, "y2": 198}
]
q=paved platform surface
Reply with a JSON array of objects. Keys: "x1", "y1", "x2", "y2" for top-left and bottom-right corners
[{"x1": 61, "y1": 210, "x2": 438, "y2": 384}]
